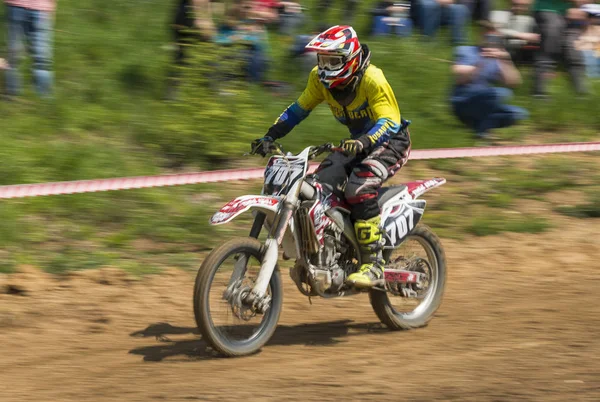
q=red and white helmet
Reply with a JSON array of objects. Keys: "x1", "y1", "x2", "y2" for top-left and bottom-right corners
[{"x1": 305, "y1": 25, "x2": 363, "y2": 89}]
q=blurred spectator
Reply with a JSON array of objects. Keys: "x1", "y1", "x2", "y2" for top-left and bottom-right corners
[
  {"x1": 532, "y1": 0, "x2": 587, "y2": 97},
  {"x1": 419, "y1": 0, "x2": 471, "y2": 44},
  {"x1": 240, "y1": 17, "x2": 272, "y2": 83},
  {"x1": 490, "y1": 0, "x2": 540, "y2": 64},
  {"x1": 408, "y1": 0, "x2": 422, "y2": 28},
  {"x1": 0, "y1": 57, "x2": 7, "y2": 70},
  {"x1": 215, "y1": 5, "x2": 272, "y2": 84},
  {"x1": 316, "y1": 0, "x2": 359, "y2": 26},
  {"x1": 289, "y1": 33, "x2": 318, "y2": 73},
  {"x1": 462, "y1": 0, "x2": 492, "y2": 21},
  {"x1": 214, "y1": 5, "x2": 240, "y2": 44},
  {"x1": 167, "y1": 0, "x2": 216, "y2": 100},
  {"x1": 450, "y1": 28, "x2": 528, "y2": 139},
  {"x1": 278, "y1": 2, "x2": 304, "y2": 36},
  {"x1": 575, "y1": 4, "x2": 600, "y2": 77},
  {"x1": 4, "y1": 0, "x2": 56, "y2": 97},
  {"x1": 250, "y1": 0, "x2": 280, "y2": 24},
  {"x1": 371, "y1": 1, "x2": 413, "y2": 37}
]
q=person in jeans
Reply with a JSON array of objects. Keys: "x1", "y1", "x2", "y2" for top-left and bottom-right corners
[
  {"x1": 575, "y1": 4, "x2": 600, "y2": 77},
  {"x1": 450, "y1": 28, "x2": 529, "y2": 139},
  {"x1": 4, "y1": 0, "x2": 56, "y2": 97},
  {"x1": 419, "y1": 0, "x2": 471, "y2": 44},
  {"x1": 532, "y1": 0, "x2": 587, "y2": 97}
]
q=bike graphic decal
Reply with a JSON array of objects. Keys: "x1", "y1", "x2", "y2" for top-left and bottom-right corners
[
  {"x1": 309, "y1": 199, "x2": 333, "y2": 245},
  {"x1": 383, "y1": 200, "x2": 426, "y2": 247},
  {"x1": 210, "y1": 196, "x2": 279, "y2": 225},
  {"x1": 405, "y1": 178, "x2": 446, "y2": 199}
]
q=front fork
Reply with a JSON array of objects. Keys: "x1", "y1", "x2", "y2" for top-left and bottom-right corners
[
  {"x1": 250, "y1": 203, "x2": 292, "y2": 303},
  {"x1": 249, "y1": 211, "x2": 266, "y2": 239},
  {"x1": 229, "y1": 204, "x2": 292, "y2": 313},
  {"x1": 227, "y1": 211, "x2": 266, "y2": 289}
]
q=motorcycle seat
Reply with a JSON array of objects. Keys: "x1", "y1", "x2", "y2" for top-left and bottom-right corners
[{"x1": 377, "y1": 185, "x2": 407, "y2": 207}]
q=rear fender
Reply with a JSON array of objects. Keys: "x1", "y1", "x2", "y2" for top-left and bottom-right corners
[
  {"x1": 404, "y1": 177, "x2": 446, "y2": 199},
  {"x1": 209, "y1": 195, "x2": 280, "y2": 225}
]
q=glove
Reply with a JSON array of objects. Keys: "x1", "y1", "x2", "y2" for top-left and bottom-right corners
[
  {"x1": 251, "y1": 136, "x2": 274, "y2": 157},
  {"x1": 340, "y1": 139, "x2": 364, "y2": 156}
]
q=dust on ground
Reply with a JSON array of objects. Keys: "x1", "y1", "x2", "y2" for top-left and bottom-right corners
[{"x1": 2, "y1": 216, "x2": 599, "y2": 402}]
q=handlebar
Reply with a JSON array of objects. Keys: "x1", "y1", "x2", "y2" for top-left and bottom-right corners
[
  {"x1": 308, "y1": 143, "x2": 346, "y2": 159},
  {"x1": 249, "y1": 141, "x2": 346, "y2": 159}
]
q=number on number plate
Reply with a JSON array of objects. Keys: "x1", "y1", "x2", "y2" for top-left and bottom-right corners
[
  {"x1": 264, "y1": 158, "x2": 306, "y2": 195},
  {"x1": 386, "y1": 205, "x2": 415, "y2": 245}
]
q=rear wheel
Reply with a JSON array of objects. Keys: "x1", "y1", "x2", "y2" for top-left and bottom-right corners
[
  {"x1": 370, "y1": 225, "x2": 447, "y2": 330},
  {"x1": 194, "y1": 237, "x2": 282, "y2": 356}
]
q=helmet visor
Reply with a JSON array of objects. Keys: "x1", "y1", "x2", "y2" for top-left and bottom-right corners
[{"x1": 317, "y1": 54, "x2": 347, "y2": 71}]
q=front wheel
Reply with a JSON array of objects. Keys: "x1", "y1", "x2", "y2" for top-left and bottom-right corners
[
  {"x1": 194, "y1": 237, "x2": 283, "y2": 357},
  {"x1": 370, "y1": 224, "x2": 447, "y2": 330}
]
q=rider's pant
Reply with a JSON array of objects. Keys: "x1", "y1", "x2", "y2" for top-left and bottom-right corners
[{"x1": 314, "y1": 131, "x2": 411, "y2": 221}]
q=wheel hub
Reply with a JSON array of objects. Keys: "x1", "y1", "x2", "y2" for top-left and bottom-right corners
[
  {"x1": 223, "y1": 279, "x2": 273, "y2": 318},
  {"x1": 223, "y1": 280, "x2": 256, "y2": 321},
  {"x1": 406, "y1": 257, "x2": 432, "y2": 297}
]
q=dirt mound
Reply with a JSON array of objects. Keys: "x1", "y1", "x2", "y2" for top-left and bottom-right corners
[{"x1": 1, "y1": 219, "x2": 599, "y2": 401}]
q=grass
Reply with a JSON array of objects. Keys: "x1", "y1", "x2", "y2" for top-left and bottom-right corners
[
  {"x1": 556, "y1": 186, "x2": 600, "y2": 218},
  {"x1": 485, "y1": 192, "x2": 514, "y2": 208},
  {"x1": 0, "y1": 0, "x2": 598, "y2": 273},
  {"x1": 494, "y1": 157, "x2": 590, "y2": 197},
  {"x1": 0, "y1": 258, "x2": 16, "y2": 274}
]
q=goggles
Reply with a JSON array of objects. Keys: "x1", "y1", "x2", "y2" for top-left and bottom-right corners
[{"x1": 317, "y1": 54, "x2": 347, "y2": 71}]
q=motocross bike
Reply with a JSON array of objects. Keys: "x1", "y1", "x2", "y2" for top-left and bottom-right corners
[{"x1": 194, "y1": 142, "x2": 447, "y2": 357}]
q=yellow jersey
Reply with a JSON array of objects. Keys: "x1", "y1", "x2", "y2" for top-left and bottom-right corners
[{"x1": 268, "y1": 64, "x2": 402, "y2": 148}]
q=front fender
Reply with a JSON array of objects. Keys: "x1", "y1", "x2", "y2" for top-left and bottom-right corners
[{"x1": 209, "y1": 195, "x2": 280, "y2": 225}]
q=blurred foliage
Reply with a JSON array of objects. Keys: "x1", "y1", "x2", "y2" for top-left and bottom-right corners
[{"x1": 139, "y1": 40, "x2": 265, "y2": 168}]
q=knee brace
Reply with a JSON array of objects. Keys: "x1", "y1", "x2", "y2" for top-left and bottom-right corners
[{"x1": 344, "y1": 158, "x2": 388, "y2": 204}]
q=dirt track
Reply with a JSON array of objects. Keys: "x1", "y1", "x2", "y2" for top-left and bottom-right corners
[{"x1": 1, "y1": 218, "x2": 599, "y2": 401}]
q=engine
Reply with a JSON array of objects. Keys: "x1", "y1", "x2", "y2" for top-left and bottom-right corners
[
  {"x1": 293, "y1": 189, "x2": 356, "y2": 295},
  {"x1": 310, "y1": 227, "x2": 347, "y2": 293},
  {"x1": 295, "y1": 216, "x2": 354, "y2": 294}
]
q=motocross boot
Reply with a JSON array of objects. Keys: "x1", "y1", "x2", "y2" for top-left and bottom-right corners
[{"x1": 347, "y1": 216, "x2": 385, "y2": 289}]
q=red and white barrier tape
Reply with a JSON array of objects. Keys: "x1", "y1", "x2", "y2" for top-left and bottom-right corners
[
  {"x1": 0, "y1": 141, "x2": 598, "y2": 199},
  {"x1": 408, "y1": 141, "x2": 600, "y2": 160}
]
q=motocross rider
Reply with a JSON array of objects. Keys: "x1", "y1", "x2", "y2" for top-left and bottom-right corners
[{"x1": 252, "y1": 25, "x2": 411, "y2": 289}]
